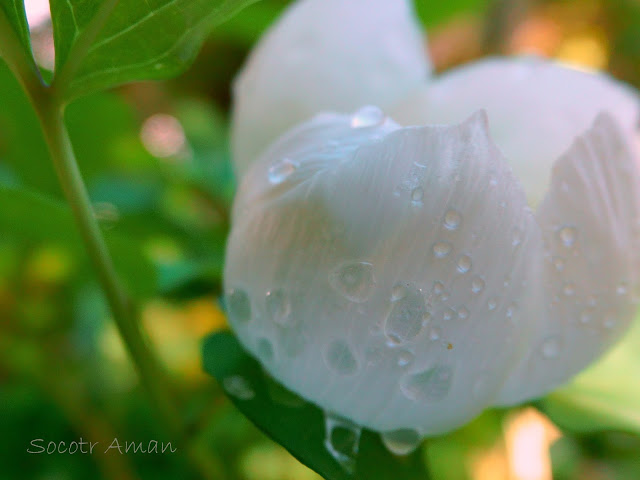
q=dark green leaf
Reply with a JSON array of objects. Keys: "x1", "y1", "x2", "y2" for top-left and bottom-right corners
[
  {"x1": 49, "y1": 0, "x2": 260, "y2": 99},
  {"x1": 0, "y1": 186, "x2": 157, "y2": 297},
  {"x1": 202, "y1": 331, "x2": 431, "y2": 480},
  {"x1": 0, "y1": 0, "x2": 36, "y2": 67}
]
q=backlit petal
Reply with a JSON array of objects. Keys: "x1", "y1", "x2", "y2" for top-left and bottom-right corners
[{"x1": 231, "y1": 0, "x2": 429, "y2": 178}]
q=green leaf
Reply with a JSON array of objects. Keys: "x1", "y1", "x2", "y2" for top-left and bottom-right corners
[
  {"x1": 0, "y1": 186, "x2": 157, "y2": 297},
  {"x1": 0, "y1": 0, "x2": 36, "y2": 67},
  {"x1": 49, "y1": 0, "x2": 260, "y2": 99},
  {"x1": 202, "y1": 331, "x2": 431, "y2": 480},
  {"x1": 542, "y1": 319, "x2": 640, "y2": 435}
]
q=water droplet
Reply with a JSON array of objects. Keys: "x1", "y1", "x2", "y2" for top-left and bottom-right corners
[
  {"x1": 422, "y1": 311, "x2": 432, "y2": 326},
  {"x1": 616, "y1": 283, "x2": 628, "y2": 296},
  {"x1": 325, "y1": 340, "x2": 358, "y2": 375},
  {"x1": 471, "y1": 277, "x2": 485, "y2": 294},
  {"x1": 266, "y1": 289, "x2": 293, "y2": 326},
  {"x1": 223, "y1": 375, "x2": 255, "y2": 400},
  {"x1": 400, "y1": 365, "x2": 453, "y2": 402},
  {"x1": 428, "y1": 327, "x2": 441, "y2": 341},
  {"x1": 456, "y1": 255, "x2": 472, "y2": 274},
  {"x1": 443, "y1": 210, "x2": 462, "y2": 230},
  {"x1": 432, "y1": 242, "x2": 452, "y2": 258},
  {"x1": 558, "y1": 226, "x2": 577, "y2": 247},
  {"x1": 329, "y1": 262, "x2": 375, "y2": 303},
  {"x1": 443, "y1": 308, "x2": 454, "y2": 321},
  {"x1": 397, "y1": 350, "x2": 414, "y2": 367},
  {"x1": 227, "y1": 288, "x2": 251, "y2": 323},
  {"x1": 553, "y1": 257, "x2": 565, "y2": 271},
  {"x1": 579, "y1": 309, "x2": 592, "y2": 325},
  {"x1": 411, "y1": 187, "x2": 424, "y2": 203},
  {"x1": 487, "y1": 298, "x2": 497, "y2": 311},
  {"x1": 391, "y1": 284, "x2": 407, "y2": 301},
  {"x1": 563, "y1": 283, "x2": 575, "y2": 296},
  {"x1": 324, "y1": 412, "x2": 361, "y2": 473},
  {"x1": 351, "y1": 105, "x2": 385, "y2": 128},
  {"x1": 256, "y1": 338, "x2": 274, "y2": 361},
  {"x1": 381, "y1": 429, "x2": 422, "y2": 456},
  {"x1": 432, "y1": 282, "x2": 445, "y2": 296},
  {"x1": 512, "y1": 227, "x2": 523, "y2": 247},
  {"x1": 268, "y1": 158, "x2": 298, "y2": 184},
  {"x1": 506, "y1": 303, "x2": 517, "y2": 319},
  {"x1": 385, "y1": 286, "x2": 428, "y2": 344},
  {"x1": 540, "y1": 336, "x2": 562, "y2": 358},
  {"x1": 603, "y1": 313, "x2": 617, "y2": 329},
  {"x1": 458, "y1": 307, "x2": 470, "y2": 320}
]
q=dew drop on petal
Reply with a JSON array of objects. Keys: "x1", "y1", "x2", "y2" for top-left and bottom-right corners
[
  {"x1": 428, "y1": 327, "x2": 442, "y2": 341},
  {"x1": 266, "y1": 289, "x2": 293, "y2": 326},
  {"x1": 325, "y1": 340, "x2": 358, "y2": 375},
  {"x1": 324, "y1": 412, "x2": 361, "y2": 473},
  {"x1": 471, "y1": 277, "x2": 485, "y2": 294},
  {"x1": 351, "y1": 105, "x2": 385, "y2": 128},
  {"x1": 540, "y1": 336, "x2": 562, "y2": 359},
  {"x1": 256, "y1": 337, "x2": 274, "y2": 362},
  {"x1": 227, "y1": 288, "x2": 251, "y2": 324},
  {"x1": 443, "y1": 210, "x2": 462, "y2": 230},
  {"x1": 563, "y1": 283, "x2": 575, "y2": 296},
  {"x1": 411, "y1": 187, "x2": 424, "y2": 203},
  {"x1": 329, "y1": 262, "x2": 375, "y2": 303},
  {"x1": 458, "y1": 307, "x2": 470, "y2": 320},
  {"x1": 432, "y1": 242, "x2": 452, "y2": 259},
  {"x1": 616, "y1": 282, "x2": 628, "y2": 296},
  {"x1": 385, "y1": 286, "x2": 428, "y2": 344},
  {"x1": 400, "y1": 365, "x2": 453, "y2": 402},
  {"x1": 558, "y1": 226, "x2": 577, "y2": 247},
  {"x1": 223, "y1": 375, "x2": 255, "y2": 400},
  {"x1": 391, "y1": 284, "x2": 408, "y2": 301},
  {"x1": 443, "y1": 308, "x2": 454, "y2": 321},
  {"x1": 487, "y1": 298, "x2": 498, "y2": 311},
  {"x1": 456, "y1": 254, "x2": 472, "y2": 274},
  {"x1": 381, "y1": 429, "x2": 422, "y2": 456},
  {"x1": 553, "y1": 257, "x2": 565, "y2": 271},
  {"x1": 512, "y1": 227, "x2": 523, "y2": 247},
  {"x1": 397, "y1": 349, "x2": 414, "y2": 367},
  {"x1": 268, "y1": 158, "x2": 298, "y2": 184},
  {"x1": 432, "y1": 281, "x2": 445, "y2": 295}
]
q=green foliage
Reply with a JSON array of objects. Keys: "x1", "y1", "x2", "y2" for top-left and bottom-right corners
[
  {"x1": 542, "y1": 319, "x2": 640, "y2": 435},
  {"x1": 202, "y1": 331, "x2": 431, "y2": 480},
  {"x1": 0, "y1": 0, "x2": 34, "y2": 66},
  {"x1": 49, "y1": 0, "x2": 260, "y2": 99}
]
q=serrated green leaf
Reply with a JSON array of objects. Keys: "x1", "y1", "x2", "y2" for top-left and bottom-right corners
[
  {"x1": 202, "y1": 331, "x2": 431, "y2": 480},
  {"x1": 542, "y1": 319, "x2": 640, "y2": 435},
  {"x1": 0, "y1": 0, "x2": 36, "y2": 67},
  {"x1": 0, "y1": 186, "x2": 157, "y2": 297},
  {"x1": 49, "y1": 0, "x2": 259, "y2": 99}
]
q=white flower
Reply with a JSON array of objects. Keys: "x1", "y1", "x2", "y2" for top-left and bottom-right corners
[{"x1": 224, "y1": 0, "x2": 640, "y2": 438}]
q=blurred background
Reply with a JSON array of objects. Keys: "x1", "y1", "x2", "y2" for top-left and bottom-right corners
[{"x1": 2, "y1": 0, "x2": 640, "y2": 478}]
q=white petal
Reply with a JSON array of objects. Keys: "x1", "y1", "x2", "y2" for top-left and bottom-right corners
[
  {"x1": 231, "y1": 0, "x2": 429, "y2": 178},
  {"x1": 392, "y1": 57, "x2": 640, "y2": 205},
  {"x1": 496, "y1": 113, "x2": 640, "y2": 405},
  {"x1": 225, "y1": 109, "x2": 541, "y2": 435}
]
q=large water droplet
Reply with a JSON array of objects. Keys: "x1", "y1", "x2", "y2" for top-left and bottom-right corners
[
  {"x1": 428, "y1": 326, "x2": 441, "y2": 341},
  {"x1": 223, "y1": 375, "x2": 255, "y2": 400},
  {"x1": 558, "y1": 226, "x2": 577, "y2": 247},
  {"x1": 391, "y1": 284, "x2": 407, "y2": 301},
  {"x1": 456, "y1": 254, "x2": 472, "y2": 274},
  {"x1": 329, "y1": 262, "x2": 375, "y2": 303},
  {"x1": 324, "y1": 412, "x2": 361, "y2": 473},
  {"x1": 443, "y1": 209, "x2": 462, "y2": 230},
  {"x1": 266, "y1": 289, "x2": 293, "y2": 326},
  {"x1": 351, "y1": 105, "x2": 385, "y2": 128},
  {"x1": 471, "y1": 277, "x2": 485, "y2": 294},
  {"x1": 381, "y1": 429, "x2": 422, "y2": 456},
  {"x1": 540, "y1": 336, "x2": 562, "y2": 359},
  {"x1": 400, "y1": 365, "x2": 453, "y2": 402},
  {"x1": 432, "y1": 242, "x2": 452, "y2": 259},
  {"x1": 227, "y1": 288, "x2": 251, "y2": 324},
  {"x1": 268, "y1": 158, "x2": 298, "y2": 184},
  {"x1": 385, "y1": 285, "x2": 428, "y2": 344},
  {"x1": 458, "y1": 306, "x2": 470, "y2": 320},
  {"x1": 325, "y1": 340, "x2": 358, "y2": 375}
]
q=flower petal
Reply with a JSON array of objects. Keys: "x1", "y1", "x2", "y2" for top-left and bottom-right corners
[
  {"x1": 393, "y1": 57, "x2": 640, "y2": 205},
  {"x1": 225, "y1": 109, "x2": 541, "y2": 435},
  {"x1": 231, "y1": 0, "x2": 429, "y2": 178},
  {"x1": 496, "y1": 113, "x2": 640, "y2": 405}
]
